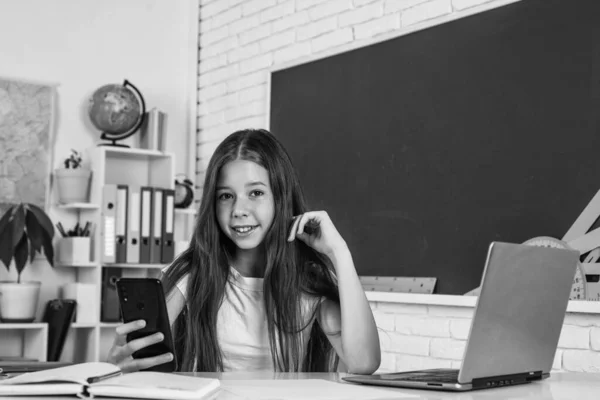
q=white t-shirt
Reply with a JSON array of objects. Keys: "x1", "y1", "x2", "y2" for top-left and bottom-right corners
[{"x1": 170, "y1": 266, "x2": 322, "y2": 372}]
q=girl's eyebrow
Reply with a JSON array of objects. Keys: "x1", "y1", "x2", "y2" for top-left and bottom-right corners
[{"x1": 216, "y1": 181, "x2": 266, "y2": 190}]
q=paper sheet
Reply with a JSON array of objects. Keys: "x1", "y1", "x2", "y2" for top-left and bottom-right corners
[{"x1": 219, "y1": 379, "x2": 418, "y2": 400}]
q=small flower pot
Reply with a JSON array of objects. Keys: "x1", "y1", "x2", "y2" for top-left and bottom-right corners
[
  {"x1": 0, "y1": 281, "x2": 41, "y2": 322},
  {"x1": 55, "y1": 168, "x2": 92, "y2": 204},
  {"x1": 57, "y1": 237, "x2": 91, "y2": 264}
]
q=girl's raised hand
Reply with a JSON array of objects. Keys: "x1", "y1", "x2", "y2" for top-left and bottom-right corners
[
  {"x1": 287, "y1": 211, "x2": 347, "y2": 257},
  {"x1": 106, "y1": 319, "x2": 173, "y2": 373}
]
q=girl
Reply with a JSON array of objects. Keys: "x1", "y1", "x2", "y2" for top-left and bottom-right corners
[{"x1": 107, "y1": 129, "x2": 380, "y2": 373}]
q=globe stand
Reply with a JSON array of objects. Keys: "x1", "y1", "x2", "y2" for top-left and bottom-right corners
[{"x1": 97, "y1": 133, "x2": 131, "y2": 148}]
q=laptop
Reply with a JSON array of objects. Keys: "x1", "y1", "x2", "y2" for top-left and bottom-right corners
[{"x1": 343, "y1": 241, "x2": 579, "y2": 391}]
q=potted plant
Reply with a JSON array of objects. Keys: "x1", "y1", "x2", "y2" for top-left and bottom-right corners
[
  {"x1": 0, "y1": 203, "x2": 55, "y2": 322},
  {"x1": 55, "y1": 149, "x2": 92, "y2": 204},
  {"x1": 56, "y1": 220, "x2": 92, "y2": 264}
]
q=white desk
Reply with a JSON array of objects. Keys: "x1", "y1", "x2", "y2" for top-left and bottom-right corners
[{"x1": 189, "y1": 371, "x2": 600, "y2": 400}]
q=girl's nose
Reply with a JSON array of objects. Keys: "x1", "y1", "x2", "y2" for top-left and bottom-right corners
[{"x1": 232, "y1": 199, "x2": 250, "y2": 218}]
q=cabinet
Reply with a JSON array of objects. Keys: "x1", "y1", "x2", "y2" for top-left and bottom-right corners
[{"x1": 50, "y1": 146, "x2": 195, "y2": 363}]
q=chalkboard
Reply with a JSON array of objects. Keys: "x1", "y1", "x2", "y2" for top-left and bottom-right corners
[{"x1": 269, "y1": 0, "x2": 600, "y2": 295}]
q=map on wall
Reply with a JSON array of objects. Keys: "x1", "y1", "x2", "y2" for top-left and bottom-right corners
[{"x1": 0, "y1": 78, "x2": 56, "y2": 217}]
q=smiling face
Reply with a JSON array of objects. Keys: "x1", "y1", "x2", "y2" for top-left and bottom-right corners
[{"x1": 215, "y1": 159, "x2": 275, "y2": 255}]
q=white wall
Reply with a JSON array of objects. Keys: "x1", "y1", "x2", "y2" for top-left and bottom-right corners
[
  {"x1": 0, "y1": 0, "x2": 197, "y2": 317},
  {"x1": 195, "y1": 0, "x2": 600, "y2": 373}
]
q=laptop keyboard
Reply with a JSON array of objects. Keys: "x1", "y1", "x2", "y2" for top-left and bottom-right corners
[{"x1": 384, "y1": 369, "x2": 460, "y2": 383}]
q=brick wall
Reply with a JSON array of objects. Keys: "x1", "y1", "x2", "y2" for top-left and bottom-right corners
[
  {"x1": 196, "y1": 0, "x2": 600, "y2": 374},
  {"x1": 372, "y1": 302, "x2": 600, "y2": 373},
  {"x1": 195, "y1": 0, "x2": 518, "y2": 195}
]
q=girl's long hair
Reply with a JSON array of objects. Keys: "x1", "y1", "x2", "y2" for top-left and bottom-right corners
[{"x1": 162, "y1": 129, "x2": 340, "y2": 372}]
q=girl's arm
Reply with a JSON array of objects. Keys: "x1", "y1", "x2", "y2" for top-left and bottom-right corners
[
  {"x1": 289, "y1": 212, "x2": 381, "y2": 374},
  {"x1": 320, "y1": 244, "x2": 381, "y2": 374}
]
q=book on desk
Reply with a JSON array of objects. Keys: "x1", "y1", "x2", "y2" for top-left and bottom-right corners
[{"x1": 0, "y1": 362, "x2": 220, "y2": 400}]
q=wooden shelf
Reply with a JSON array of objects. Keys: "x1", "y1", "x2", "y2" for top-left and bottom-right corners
[
  {"x1": 103, "y1": 263, "x2": 167, "y2": 269},
  {"x1": 175, "y1": 208, "x2": 197, "y2": 215},
  {"x1": 71, "y1": 322, "x2": 97, "y2": 329},
  {"x1": 103, "y1": 146, "x2": 173, "y2": 160},
  {"x1": 55, "y1": 262, "x2": 101, "y2": 268},
  {"x1": 0, "y1": 323, "x2": 47, "y2": 329},
  {"x1": 57, "y1": 202, "x2": 100, "y2": 210},
  {"x1": 99, "y1": 322, "x2": 121, "y2": 329}
]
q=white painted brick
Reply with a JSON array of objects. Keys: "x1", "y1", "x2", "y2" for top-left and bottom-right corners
[
  {"x1": 229, "y1": 14, "x2": 261, "y2": 36},
  {"x1": 261, "y1": 0, "x2": 295, "y2": 22},
  {"x1": 401, "y1": 0, "x2": 452, "y2": 27},
  {"x1": 297, "y1": 16, "x2": 338, "y2": 41},
  {"x1": 353, "y1": 13, "x2": 400, "y2": 40},
  {"x1": 563, "y1": 314, "x2": 600, "y2": 327},
  {"x1": 229, "y1": 0, "x2": 244, "y2": 6},
  {"x1": 377, "y1": 352, "x2": 396, "y2": 372},
  {"x1": 197, "y1": 138, "x2": 222, "y2": 160},
  {"x1": 379, "y1": 329, "x2": 392, "y2": 350},
  {"x1": 199, "y1": 54, "x2": 228, "y2": 74},
  {"x1": 227, "y1": 42, "x2": 261, "y2": 64},
  {"x1": 297, "y1": 0, "x2": 327, "y2": 11},
  {"x1": 239, "y1": 24, "x2": 273, "y2": 45},
  {"x1": 229, "y1": 115, "x2": 266, "y2": 130},
  {"x1": 384, "y1": 0, "x2": 430, "y2": 14},
  {"x1": 308, "y1": 0, "x2": 353, "y2": 21},
  {"x1": 273, "y1": 41, "x2": 312, "y2": 64},
  {"x1": 452, "y1": 0, "x2": 495, "y2": 11},
  {"x1": 243, "y1": 0, "x2": 278, "y2": 16},
  {"x1": 197, "y1": 101, "x2": 208, "y2": 117},
  {"x1": 373, "y1": 310, "x2": 395, "y2": 331},
  {"x1": 449, "y1": 319, "x2": 471, "y2": 340},
  {"x1": 388, "y1": 333, "x2": 430, "y2": 356},
  {"x1": 395, "y1": 354, "x2": 453, "y2": 371},
  {"x1": 395, "y1": 315, "x2": 450, "y2": 338},
  {"x1": 557, "y1": 325, "x2": 590, "y2": 350},
  {"x1": 210, "y1": 5, "x2": 242, "y2": 29},
  {"x1": 224, "y1": 101, "x2": 265, "y2": 121},
  {"x1": 430, "y1": 338, "x2": 466, "y2": 360},
  {"x1": 198, "y1": 127, "x2": 227, "y2": 145},
  {"x1": 591, "y1": 327, "x2": 600, "y2": 351},
  {"x1": 239, "y1": 84, "x2": 266, "y2": 104},
  {"x1": 562, "y1": 350, "x2": 600, "y2": 373},
  {"x1": 339, "y1": 3, "x2": 383, "y2": 28},
  {"x1": 199, "y1": 19, "x2": 212, "y2": 35},
  {"x1": 553, "y1": 349, "x2": 563, "y2": 370},
  {"x1": 311, "y1": 27, "x2": 354, "y2": 53},
  {"x1": 199, "y1": 25, "x2": 229, "y2": 47},
  {"x1": 377, "y1": 303, "x2": 427, "y2": 314},
  {"x1": 354, "y1": 0, "x2": 378, "y2": 6},
  {"x1": 260, "y1": 30, "x2": 296, "y2": 52},
  {"x1": 201, "y1": 36, "x2": 239, "y2": 58},
  {"x1": 198, "y1": 111, "x2": 225, "y2": 130},
  {"x1": 239, "y1": 53, "x2": 273, "y2": 75},
  {"x1": 200, "y1": 0, "x2": 230, "y2": 20},
  {"x1": 204, "y1": 93, "x2": 238, "y2": 114},
  {"x1": 198, "y1": 64, "x2": 239, "y2": 88},
  {"x1": 198, "y1": 82, "x2": 227, "y2": 101},
  {"x1": 227, "y1": 71, "x2": 266, "y2": 93},
  {"x1": 428, "y1": 305, "x2": 473, "y2": 318},
  {"x1": 273, "y1": 11, "x2": 310, "y2": 33}
]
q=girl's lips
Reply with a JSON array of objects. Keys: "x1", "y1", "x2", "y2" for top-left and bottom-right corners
[{"x1": 231, "y1": 225, "x2": 258, "y2": 236}]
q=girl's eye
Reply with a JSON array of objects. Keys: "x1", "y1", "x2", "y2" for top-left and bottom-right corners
[
  {"x1": 250, "y1": 190, "x2": 264, "y2": 197},
  {"x1": 217, "y1": 193, "x2": 232, "y2": 201}
]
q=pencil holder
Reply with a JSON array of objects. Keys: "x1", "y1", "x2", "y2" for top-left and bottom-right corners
[{"x1": 57, "y1": 237, "x2": 91, "y2": 264}]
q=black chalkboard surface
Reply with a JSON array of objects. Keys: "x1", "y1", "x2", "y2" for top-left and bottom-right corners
[{"x1": 270, "y1": 0, "x2": 600, "y2": 295}]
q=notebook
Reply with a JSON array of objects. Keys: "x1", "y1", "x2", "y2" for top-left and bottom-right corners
[
  {"x1": 0, "y1": 362, "x2": 220, "y2": 400},
  {"x1": 344, "y1": 241, "x2": 579, "y2": 391}
]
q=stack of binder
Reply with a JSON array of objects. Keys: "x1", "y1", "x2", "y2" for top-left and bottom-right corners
[{"x1": 100, "y1": 184, "x2": 175, "y2": 265}]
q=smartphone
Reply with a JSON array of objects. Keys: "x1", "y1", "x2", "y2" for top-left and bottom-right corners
[{"x1": 115, "y1": 278, "x2": 177, "y2": 372}]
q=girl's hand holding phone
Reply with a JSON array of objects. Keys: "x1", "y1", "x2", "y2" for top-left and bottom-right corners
[
  {"x1": 287, "y1": 211, "x2": 348, "y2": 258},
  {"x1": 107, "y1": 320, "x2": 174, "y2": 373}
]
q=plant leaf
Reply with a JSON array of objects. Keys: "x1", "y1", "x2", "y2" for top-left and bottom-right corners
[
  {"x1": 11, "y1": 205, "x2": 26, "y2": 249},
  {"x1": 14, "y1": 232, "x2": 28, "y2": 278},
  {"x1": 40, "y1": 228, "x2": 54, "y2": 267},
  {"x1": 0, "y1": 205, "x2": 15, "y2": 236},
  {"x1": 0, "y1": 221, "x2": 13, "y2": 270},
  {"x1": 26, "y1": 203, "x2": 55, "y2": 239},
  {"x1": 25, "y1": 210, "x2": 44, "y2": 253},
  {"x1": 29, "y1": 235, "x2": 37, "y2": 263}
]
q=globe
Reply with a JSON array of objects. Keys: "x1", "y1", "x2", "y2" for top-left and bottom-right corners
[{"x1": 88, "y1": 79, "x2": 145, "y2": 146}]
